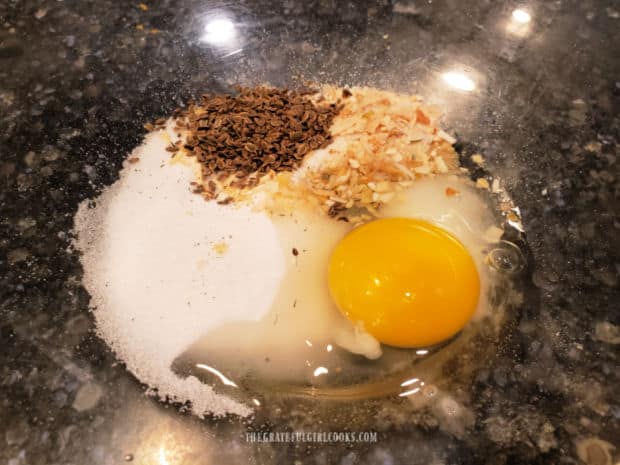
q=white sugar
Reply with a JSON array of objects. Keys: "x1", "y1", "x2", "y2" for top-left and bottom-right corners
[{"x1": 74, "y1": 127, "x2": 286, "y2": 417}]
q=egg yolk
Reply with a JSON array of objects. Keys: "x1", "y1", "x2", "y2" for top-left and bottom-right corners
[{"x1": 328, "y1": 218, "x2": 480, "y2": 348}]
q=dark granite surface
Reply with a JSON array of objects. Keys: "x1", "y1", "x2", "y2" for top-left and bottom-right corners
[{"x1": 1, "y1": 0, "x2": 619, "y2": 464}]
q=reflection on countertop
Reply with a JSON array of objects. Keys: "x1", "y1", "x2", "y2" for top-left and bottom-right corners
[{"x1": 0, "y1": 0, "x2": 619, "y2": 464}]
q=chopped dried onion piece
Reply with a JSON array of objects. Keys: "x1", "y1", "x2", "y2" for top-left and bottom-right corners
[
  {"x1": 471, "y1": 154, "x2": 485, "y2": 166},
  {"x1": 476, "y1": 178, "x2": 490, "y2": 190},
  {"x1": 437, "y1": 129, "x2": 457, "y2": 145}
]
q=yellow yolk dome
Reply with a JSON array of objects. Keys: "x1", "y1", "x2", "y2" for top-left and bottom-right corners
[{"x1": 328, "y1": 218, "x2": 480, "y2": 348}]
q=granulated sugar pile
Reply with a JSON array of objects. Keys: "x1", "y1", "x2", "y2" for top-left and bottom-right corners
[{"x1": 74, "y1": 127, "x2": 285, "y2": 417}]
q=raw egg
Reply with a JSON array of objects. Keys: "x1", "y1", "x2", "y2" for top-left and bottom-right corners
[{"x1": 328, "y1": 217, "x2": 480, "y2": 347}]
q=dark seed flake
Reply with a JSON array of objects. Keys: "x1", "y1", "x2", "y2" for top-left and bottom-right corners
[
  {"x1": 216, "y1": 197, "x2": 233, "y2": 205},
  {"x1": 328, "y1": 203, "x2": 345, "y2": 217},
  {"x1": 292, "y1": 247, "x2": 299, "y2": 256}
]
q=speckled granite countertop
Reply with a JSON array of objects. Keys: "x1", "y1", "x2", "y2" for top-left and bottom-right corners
[{"x1": 1, "y1": 0, "x2": 619, "y2": 464}]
